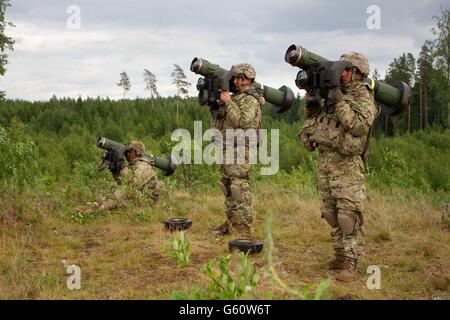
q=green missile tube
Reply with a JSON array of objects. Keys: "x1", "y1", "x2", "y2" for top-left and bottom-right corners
[
  {"x1": 191, "y1": 57, "x2": 295, "y2": 113},
  {"x1": 285, "y1": 44, "x2": 411, "y2": 116},
  {"x1": 97, "y1": 137, "x2": 176, "y2": 176}
]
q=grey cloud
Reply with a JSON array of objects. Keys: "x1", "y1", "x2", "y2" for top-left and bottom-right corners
[{"x1": 1, "y1": 0, "x2": 448, "y2": 100}]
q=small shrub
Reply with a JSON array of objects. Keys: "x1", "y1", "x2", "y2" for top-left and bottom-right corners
[
  {"x1": 170, "y1": 231, "x2": 192, "y2": 268},
  {"x1": 0, "y1": 120, "x2": 40, "y2": 192},
  {"x1": 172, "y1": 252, "x2": 260, "y2": 300}
]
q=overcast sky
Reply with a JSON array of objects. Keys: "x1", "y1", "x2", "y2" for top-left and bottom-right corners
[{"x1": 0, "y1": 0, "x2": 447, "y2": 101}]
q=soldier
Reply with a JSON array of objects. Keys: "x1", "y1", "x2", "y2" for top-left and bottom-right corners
[
  {"x1": 211, "y1": 63, "x2": 265, "y2": 238},
  {"x1": 299, "y1": 52, "x2": 378, "y2": 281},
  {"x1": 78, "y1": 140, "x2": 161, "y2": 212}
]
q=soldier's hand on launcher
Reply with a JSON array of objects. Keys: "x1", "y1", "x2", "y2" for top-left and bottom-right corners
[{"x1": 219, "y1": 90, "x2": 231, "y2": 104}]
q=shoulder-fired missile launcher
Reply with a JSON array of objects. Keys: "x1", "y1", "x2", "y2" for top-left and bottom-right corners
[
  {"x1": 97, "y1": 137, "x2": 176, "y2": 176},
  {"x1": 285, "y1": 44, "x2": 411, "y2": 116},
  {"x1": 191, "y1": 58, "x2": 295, "y2": 113}
]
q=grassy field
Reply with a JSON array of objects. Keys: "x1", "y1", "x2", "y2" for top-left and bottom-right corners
[{"x1": 0, "y1": 183, "x2": 448, "y2": 300}]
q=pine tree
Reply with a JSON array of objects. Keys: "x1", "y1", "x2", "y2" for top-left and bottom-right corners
[
  {"x1": 385, "y1": 53, "x2": 416, "y2": 135},
  {"x1": 416, "y1": 43, "x2": 433, "y2": 130},
  {"x1": 385, "y1": 53, "x2": 416, "y2": 86},
  {"x1": 431, "y1": 7, "x2": 450, "y2": 131},
  {"x1": 143, "y1": 69, "x2": 159, "y2": 107},
  {"x1": 171, "y1": 64, "x2": 191, "y2": 126},
  {"x1": 117, "y1": 71, "x2": 131, "y2": 99}
]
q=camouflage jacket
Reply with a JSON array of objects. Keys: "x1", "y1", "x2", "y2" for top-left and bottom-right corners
[
  {"x1": 212, "y1": 87, "x2": 265, "y2": 149},
  {"x1": 91, "y1": 157, "x2": 160, "y2": 211},
  {"x1": 119, "y1": 157, "x2": 157, "y2": 189},
  {"x1": 113, "y1": 157, "x2": 160, "y2": 203},
  {"x1": 299, "y1": 81, "x2": 377, "y2": 157}
]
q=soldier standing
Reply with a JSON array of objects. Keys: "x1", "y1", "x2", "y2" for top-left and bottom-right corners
[
  {"x1": 299, "y1": 52, "x2": 378, "y2": 281},
  {"x1": 211, "y1": 63, "x2": 265, "y2": 238}
]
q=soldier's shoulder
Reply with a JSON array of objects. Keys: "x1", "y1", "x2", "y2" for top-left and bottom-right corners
[
  {"x1": 354, "y1": 81, "x2": 373, "y2": 95},
  {"x1": 134, "y1": 160, "x2": 156, "y2": 179},
  {"x1": 243, "y1": 88, "x2": 265, "y2": 106},
  {"x1": 352, "y1": 84, "x2": 378, "y2": 117},
  {"x1": 245, "y1": 87, "x2": 263, "y2": 96},
  {"x1": 347, "y1": 81, "x2": 372, "y2": 102},
  {"x1": 136, "y1": 159, "x2": 153, "y2": 169}
]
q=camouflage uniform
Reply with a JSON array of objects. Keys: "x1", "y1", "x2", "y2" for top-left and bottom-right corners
[
  {"x1": 87, "y1": 141, "x2": 161, "y2": 212},
  {"x1": 299, "y1": 52, "x2": 377, "y2": 281},
  {"x1": 212, "y1": 63, "x2": 265, "y2": 236}
]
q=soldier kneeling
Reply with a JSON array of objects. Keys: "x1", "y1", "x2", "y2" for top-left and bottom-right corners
[{"x1": 77, "y1": 140, "x2": 162, "y2": 213}]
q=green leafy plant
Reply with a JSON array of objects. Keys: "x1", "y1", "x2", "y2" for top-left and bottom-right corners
[
  {"x1": 0, "y1": 120, "x2": 40, "y2": 192},
  {"x1": 172, "y1": 251, "x2": 260, "y2": 300},
  {"x1": 170, "y1": 231, "x2": 192, "y2": 268},
  {"x1": 202, "y1": 252, "x2": 260, "y2": 299}
]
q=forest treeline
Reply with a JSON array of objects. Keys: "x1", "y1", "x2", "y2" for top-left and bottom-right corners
[{"x1": 0, "y1": 95, "x2": 448, "y2": 199}]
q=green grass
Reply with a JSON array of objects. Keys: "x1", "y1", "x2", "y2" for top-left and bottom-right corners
[{"x1": 0, "y1": 185, "x2": 448, "y2": 300}]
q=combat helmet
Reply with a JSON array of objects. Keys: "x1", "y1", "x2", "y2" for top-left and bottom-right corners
[
  {"x1": 339, "y1": 52, "x2": 370, "y2": 76},
  {"x1": 127, "y1": 140, "x2": 145, "y2": 156},
  {"x1": 231, "y1": 63, "x2": 256, "y2": 80}
]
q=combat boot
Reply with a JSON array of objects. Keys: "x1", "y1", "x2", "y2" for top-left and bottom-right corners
[
  {"x1": 211, "y1": 221, "x2": 231, "y2": 236},
  {"x1": 333, "y1": 257, "x2": 358, "y2": 282},
  {"x1": 328, "y1": 248, "x2": 345, "y2": 270}
]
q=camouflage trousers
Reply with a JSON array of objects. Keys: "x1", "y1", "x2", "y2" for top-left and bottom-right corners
[
  {"x1": 317, "y1": 150, "x2": 366, "y2": 261},
  {"x1": 219, "y1": 163, "x2": 252, "y2": 228}
]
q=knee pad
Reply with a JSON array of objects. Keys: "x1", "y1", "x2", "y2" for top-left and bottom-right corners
[
  {"x1": 321, "y1": 201, "x2": 338, "y2": 228},
  {"x1": 230, "y1": 183, "x2": 243, "y2": 201},
  {"x1": 337, "y1": 210, "x2": 357, "y2": 236},
  {"x1": 321, "y1": 208, "x2": 338, "y2": 228},
  {"x1": 219, "y1": 179, "x2": 229, "y2": 197}
]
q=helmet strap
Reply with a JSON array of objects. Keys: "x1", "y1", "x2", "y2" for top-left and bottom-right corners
[{"x1": 351, "y1": 67, "x2": 358, "y2": 81}]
